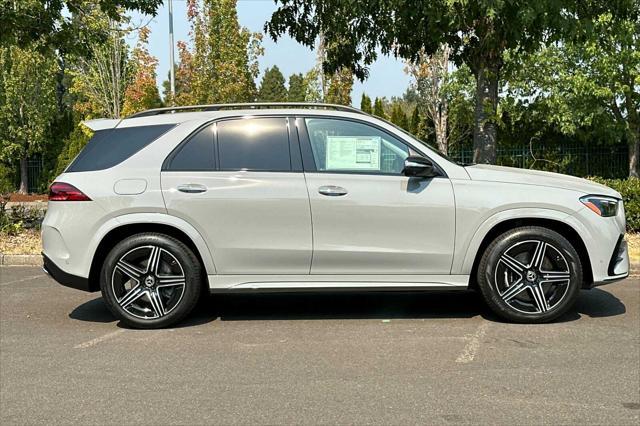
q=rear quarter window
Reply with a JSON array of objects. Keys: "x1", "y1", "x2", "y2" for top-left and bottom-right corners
[{"x1": 66, "y1": 124, "x2": 175, "y2": 172}]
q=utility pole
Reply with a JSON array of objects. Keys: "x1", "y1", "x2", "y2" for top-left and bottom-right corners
[{"x1": 168, "y1": 0, "x2": 176, "y2": 105}]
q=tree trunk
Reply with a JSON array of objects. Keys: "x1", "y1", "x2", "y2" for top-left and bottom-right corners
[
  {"x1": 19, "y1": 156, "x2": 28, "y2": 194},
  {"x1": 628, "y1": 141, "x2": 638, "y2": 178},
  {"x1": 435, "y1": 123, "x2": 448, "y2": 156},
  {"x1": 472, "y1": 63, "x2": 500, "y2": 164},
  {"x1": 626, "y1": 93, "x2": 639, "y2": 178}
]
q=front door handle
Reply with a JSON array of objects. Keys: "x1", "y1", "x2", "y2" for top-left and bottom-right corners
[
  {"x1": 318, "y1": 185, "x2": 348, "y2": 196},
  {"x1": 177, "y1": 183, "x2": 207, "y2": 194}
]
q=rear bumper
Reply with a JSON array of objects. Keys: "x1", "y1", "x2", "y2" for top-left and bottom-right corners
[{"x1": 42, "y1": 254, "x2": 97, "y2": 292}]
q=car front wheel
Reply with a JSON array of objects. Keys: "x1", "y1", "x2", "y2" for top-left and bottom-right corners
[
  {"x1": 477, "y1": 226, "x2": 583, "y2": 323},
  {"x1": 100, "y1": 233, "x2": 202, "y2": 329}
]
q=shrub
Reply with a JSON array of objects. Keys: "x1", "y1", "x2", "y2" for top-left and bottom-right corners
[
  {"x1": 588, "y1": 177, "x2": 640, "y2": 233},
  {"x1": 0, "y1": 197, "x2": 45, "y2": 236},
  {"x1": 0, "y1": 163, "x2": 16, "y2": 193}
]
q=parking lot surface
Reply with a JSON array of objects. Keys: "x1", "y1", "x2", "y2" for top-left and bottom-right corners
[{"x1": 1, "y1": 266, "x2": 638, "y2": 425}]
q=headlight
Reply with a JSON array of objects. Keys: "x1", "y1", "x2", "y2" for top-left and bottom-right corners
[{"x1": 580, "y1": 195, "x2": 619, "y2": 217}]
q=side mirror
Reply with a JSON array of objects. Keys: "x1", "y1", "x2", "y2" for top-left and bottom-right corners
[{"x1": 402, "y1": 156, "x2": 439, "y2": 178}]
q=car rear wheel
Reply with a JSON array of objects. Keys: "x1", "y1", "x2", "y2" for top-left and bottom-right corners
[
  {"x1": 477, "y1": 226, "x2": 583, "y2": 323},
  {"x1": 100, "y1": 233, "x2": 202, "y2": 329}
]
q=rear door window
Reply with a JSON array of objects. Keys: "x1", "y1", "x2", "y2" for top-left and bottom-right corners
[
  {"x1": 165, "y1": 124, "x2": 215, "y2": 171},
  {"x1": 67, "y1": 124, "x2": 175, "y2": 172},
  {"x1": 217, "y1": 118, "x2": 291, "y2": 171}
]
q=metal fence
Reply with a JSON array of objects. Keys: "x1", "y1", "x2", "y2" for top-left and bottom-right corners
[
  {"x1": 27, "y1": 156, "x2": 44, "y2": 193},
  {"x1": 448, "y1": 144, "x2": 629, "y2": 179}
]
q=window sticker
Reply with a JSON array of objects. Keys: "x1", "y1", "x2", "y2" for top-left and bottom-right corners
[{"x1": 325, "y1": 136, "x2": 381, "y2": 170}]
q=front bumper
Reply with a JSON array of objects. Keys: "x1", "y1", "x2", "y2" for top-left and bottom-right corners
[
  {"x1": 42, "y1": 254, "x2": 96, "y2": 292},
  {"x1": 588, "y1": 235, "x2": 629, "y2": 288}
]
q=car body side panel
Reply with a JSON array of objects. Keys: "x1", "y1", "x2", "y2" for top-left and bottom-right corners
[
  {"x1": 161, "y1": 171, "x2": 313, "y2": 274},
  {"x1": 305, "y1": 173, "x2": 456, "y2": 274}
]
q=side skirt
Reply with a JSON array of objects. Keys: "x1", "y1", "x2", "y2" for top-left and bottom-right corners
[{"x1": 208, "y1": 274, "x2": 469, "y2": 293}]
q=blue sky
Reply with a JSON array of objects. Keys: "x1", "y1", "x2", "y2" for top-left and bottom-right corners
[{"x1": 128, "y1": 0, "x2": 411, "y2": 106}]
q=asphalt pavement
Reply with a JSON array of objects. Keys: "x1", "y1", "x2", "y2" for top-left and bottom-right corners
[{"x1": 1, "y1": 266, "x2": 638, "y2": 425}]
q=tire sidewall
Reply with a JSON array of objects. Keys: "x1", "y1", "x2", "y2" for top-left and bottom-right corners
[
  {"x1": 478, "y1": 227, "x2": 582, "y2": 323},
  {"x1": 100, "y1": 233, "x2": 202, "y2": 329}
]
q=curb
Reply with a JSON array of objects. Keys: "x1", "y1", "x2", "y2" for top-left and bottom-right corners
[{"x1": 0, "y1": 254, "x2": 42, "y2": 266}]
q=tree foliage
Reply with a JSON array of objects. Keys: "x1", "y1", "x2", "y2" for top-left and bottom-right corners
[
  {"x1": 325, "y1": 67, "x2": 353, "y2": 105},
  {"x1": 0, "y1": 46, "x2": 58, "y2": 193},
  {"x1": 69, "y1": 19, "x2": 132, "y2": 119},
  {"x1": 258, "y1": 65, "x2": 287, "y2": 102},
  {"x1": 287, "y1": 73, "x2": 306, "y2": 102},
  {"x1": 389, "y1": 103, "x2": 409, "y2": 130},
  {"x1": 122, "y1": 27, "x2": 162, "y2": 116},
  {"x1": 506, "y1": 10, "x2": 640, "y2": 177},
  {"x1": 360, "y1": 93, "x2": 372, "y2": 113},
  {"x1": 409, "y1": 106, "x2": 420, "y2": 136},
  {"x1": 179, "y1": 0, "x2": 263, "y2": 105},
  {"x1": 0, "y1": 0, "x2": 162, "y2": 55},
  {"x1": 406, "y1": 45, "x2": 451, "y2": 154},
  {"x1": 373, "y1": 97, "x2": 386, "y2": 119},
  {"x1": 266, "y1": 0, "x2": 634, "y2": 164}
]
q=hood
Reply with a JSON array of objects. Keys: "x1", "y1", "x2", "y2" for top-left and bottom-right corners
[{"x1": 465, "y1": 164, "x2": 621, "y2": 198}]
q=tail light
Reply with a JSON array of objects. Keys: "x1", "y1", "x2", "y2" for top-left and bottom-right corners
[{"x1": 49, "y1": 182, "x2": 92, "y2": 201}]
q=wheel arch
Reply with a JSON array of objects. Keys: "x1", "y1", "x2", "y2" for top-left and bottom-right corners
[
  {"x1": 88, "y1": 215, "x2": 216, "y2": 291},
  {"x1": 466, "y1": 217, "x2": 593, "y2": 290}
]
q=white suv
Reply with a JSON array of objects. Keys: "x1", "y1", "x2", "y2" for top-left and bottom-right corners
[{"x1": 42, "y1": 103, "x2": 629, "y2": 328}]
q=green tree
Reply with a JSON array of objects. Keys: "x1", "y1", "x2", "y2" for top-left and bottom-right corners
[
  {"x1": 389, "y1": 102, "x2": 409, "y2": 131},
  {"x1": 267, "y1": 0, "x2": 631, "y2": 164},
  {"x1": 69, "y1": 19, "x2": 132, "y2": 119},
  {"x1": 360, "y1": 93, "x2": 372, "y2": 113},
  {"x1": 186, "y1": 0, "x2": 263, "y2": 104},
  {"x1": 409, "y1": 106, "x2": 421, "y2": 137},
  {"x1": 287, "y1": 73, "x2": 306, "y2": 102},
  {"x1": 445, "y1": 66, "x2": 475, "y2": 153},
  {"x1": 0, "y1": 46, "x2": 57, "y2": 193},
  {"x1": 325, "y1": 67, "x2": 353, "y2": 105},
  {"x1": 373, "y1": 97, "x2": 386, "y2": 119},
  {"x1": 406, "y1": 46, "x2": 452, "y2": 154},
  {"x1": 258, "y1": 65, "x2": 287, "y2": 102},
  {"x1": 122, "y1": 27, "x2": 162, "y2": 116},
  {"x1": 302, "y1": 68, "x2": 323, "y2": 102},
  {"x1": 506, "y1": 11, "x2": 639, "y2": 177},
  {"x1": 1, "y1": 0, "x2": 162, "y2": 55}
]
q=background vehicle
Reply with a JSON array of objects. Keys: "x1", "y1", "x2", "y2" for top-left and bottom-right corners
[{"x1": 42, "y1": 103, "x2": 629, "y2": 328}]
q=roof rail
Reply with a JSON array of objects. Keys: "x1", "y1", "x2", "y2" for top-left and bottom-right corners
[{"x1": 126, "y1": 102, "x2": 366, "y2": 119}]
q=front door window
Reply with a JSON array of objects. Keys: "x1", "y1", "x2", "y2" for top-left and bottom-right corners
[{"x1": 305, "y1": 118, "x2": 410, "y2": 175}]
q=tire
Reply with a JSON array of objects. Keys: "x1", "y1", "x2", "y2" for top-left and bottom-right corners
[
  {"x1": 477, "y1": 226, "x2": 582, "y2": 323},
  {"x1": 100, "y1": 233, "x2": 202, "y2": 329}
]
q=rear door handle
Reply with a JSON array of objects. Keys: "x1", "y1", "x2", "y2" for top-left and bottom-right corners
[
  {"x1": 177, "y1": 183, "x2": 207, "y2": 194},
  {"x1": 318, "y1": 185, "x2": 348, "y2": 196}
]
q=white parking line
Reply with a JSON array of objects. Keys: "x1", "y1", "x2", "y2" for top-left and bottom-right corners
[
  {"x1": 456, "y1": 321, "x2": 489, "y2": 364},
  {"x1": 0, "y1": 274, "x2": 46, "y2": 287},
  {"x1": 74, "y1": 329, "x2": 126, "y2": 349}
]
